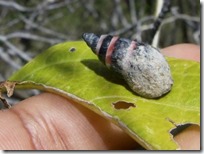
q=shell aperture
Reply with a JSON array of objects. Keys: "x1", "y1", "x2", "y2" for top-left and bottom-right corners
[{"x1": 82, "y1": 33, "x2": 173, "y2": 98}]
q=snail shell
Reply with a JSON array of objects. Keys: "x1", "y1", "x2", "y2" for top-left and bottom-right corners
[{"x1": 82, "y1": 33, "x2": 173, "y2": 98}]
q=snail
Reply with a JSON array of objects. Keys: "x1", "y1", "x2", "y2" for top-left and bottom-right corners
[{"x1": 82, "y1": 33, "x2": 173, "y2": 98}]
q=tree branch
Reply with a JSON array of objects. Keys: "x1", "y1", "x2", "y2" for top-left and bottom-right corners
[
  {"x1": 0, "y1": 35, "x2": 31, "y2": 61},
  {"x1": 0, "y1": 0, "x2": 33, "y2": 12},
  {"x1": 20, "y1": 15, "x2": 68, "y2": 40},
  {"x1": 0, "y1": 47, "x2": 21, "y2": 69},
  {"x1": 6, "y1": 32, "x2": 63, "y2": 44}
]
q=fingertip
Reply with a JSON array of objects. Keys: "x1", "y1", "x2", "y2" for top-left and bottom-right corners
[
  {"x1": 161, "y1": 44, "x2": 200, "y2": 62},
  {"x1": 174, "y1": 125, "x2": 200, "y2": 150}
]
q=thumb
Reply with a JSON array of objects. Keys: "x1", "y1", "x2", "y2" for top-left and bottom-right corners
[{"x1": 0, "y1": 93, "x2": 138, "y2": 150}]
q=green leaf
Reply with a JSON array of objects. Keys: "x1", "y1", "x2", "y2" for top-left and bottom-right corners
[{"x1": 2, "y1": 41, "x2": 200, "y2": 150}]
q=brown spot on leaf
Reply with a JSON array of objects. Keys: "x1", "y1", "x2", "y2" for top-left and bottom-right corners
[
  {"x1": 112, "y1": 101, "x2": 136, "y2": 110},
  {"x1": 0, "y1": 81, "x2": 17, "y2": 109},
  {"x1": 69, "y1": 47, "x2": 76, "y2": 52},
  {"x1": 4, "y1": 81, "x2": 17, "y2": 97},
  {"x1": 0, "y1": 81, "x2": 17, "y2": 97}
]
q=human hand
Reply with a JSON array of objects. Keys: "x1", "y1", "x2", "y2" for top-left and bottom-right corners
[{"x1": 0, "y1": 44, "x2": 200, "y2": 150}]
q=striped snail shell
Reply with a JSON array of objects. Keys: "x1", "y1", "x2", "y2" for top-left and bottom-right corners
[{"x1": 82, "y1": 33, "x2": 173, "y2": 98}]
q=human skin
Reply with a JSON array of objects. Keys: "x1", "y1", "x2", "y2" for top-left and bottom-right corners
[{"x1": 0, "y1": 44, "x2": 200, "y2": 150}]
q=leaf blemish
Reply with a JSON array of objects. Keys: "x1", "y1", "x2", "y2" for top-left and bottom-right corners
[
  {"x1": 170, "y1": 123, "x2": 192, "y2": 136},
  {"x1": 112, "y1": 101, "x2": 136, "y2": 110},
  {"x1": 0, "y1": 81, "x2": 16, "y2": 109},
  {"x1": 69, "y1": 47, "x2": 76, "y2": 52}
]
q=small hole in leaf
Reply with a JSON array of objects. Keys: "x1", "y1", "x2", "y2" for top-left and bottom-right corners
[
  {"x1": 170, "y1": 123, "x2": 192, "y2": 136},
  {"x1": 112, "y1": 101, "x2": 136, "y2": 110},
  {"x1": 69, "y1": 47, "x2": 76, "y2": 52}
]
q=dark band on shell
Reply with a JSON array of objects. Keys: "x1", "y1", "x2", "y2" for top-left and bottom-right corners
[{"x1": 82, "y1": 33, "x2": 173, "y2": 98}]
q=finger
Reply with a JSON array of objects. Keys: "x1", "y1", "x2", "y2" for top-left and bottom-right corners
[
  {"x1": 174, "y1": 125, "x2": 200, "y2": 150},
  {"x1": 161, "y1": 44, "x2": 200, "y2": 62},
  {"x1": 0, "y1": 93, "x2": 139, "y2": 150}
]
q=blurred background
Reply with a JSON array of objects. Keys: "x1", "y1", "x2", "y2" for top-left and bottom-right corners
[{"x1": 0, "y1": 0, "x2": 200, "y2": 104}]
